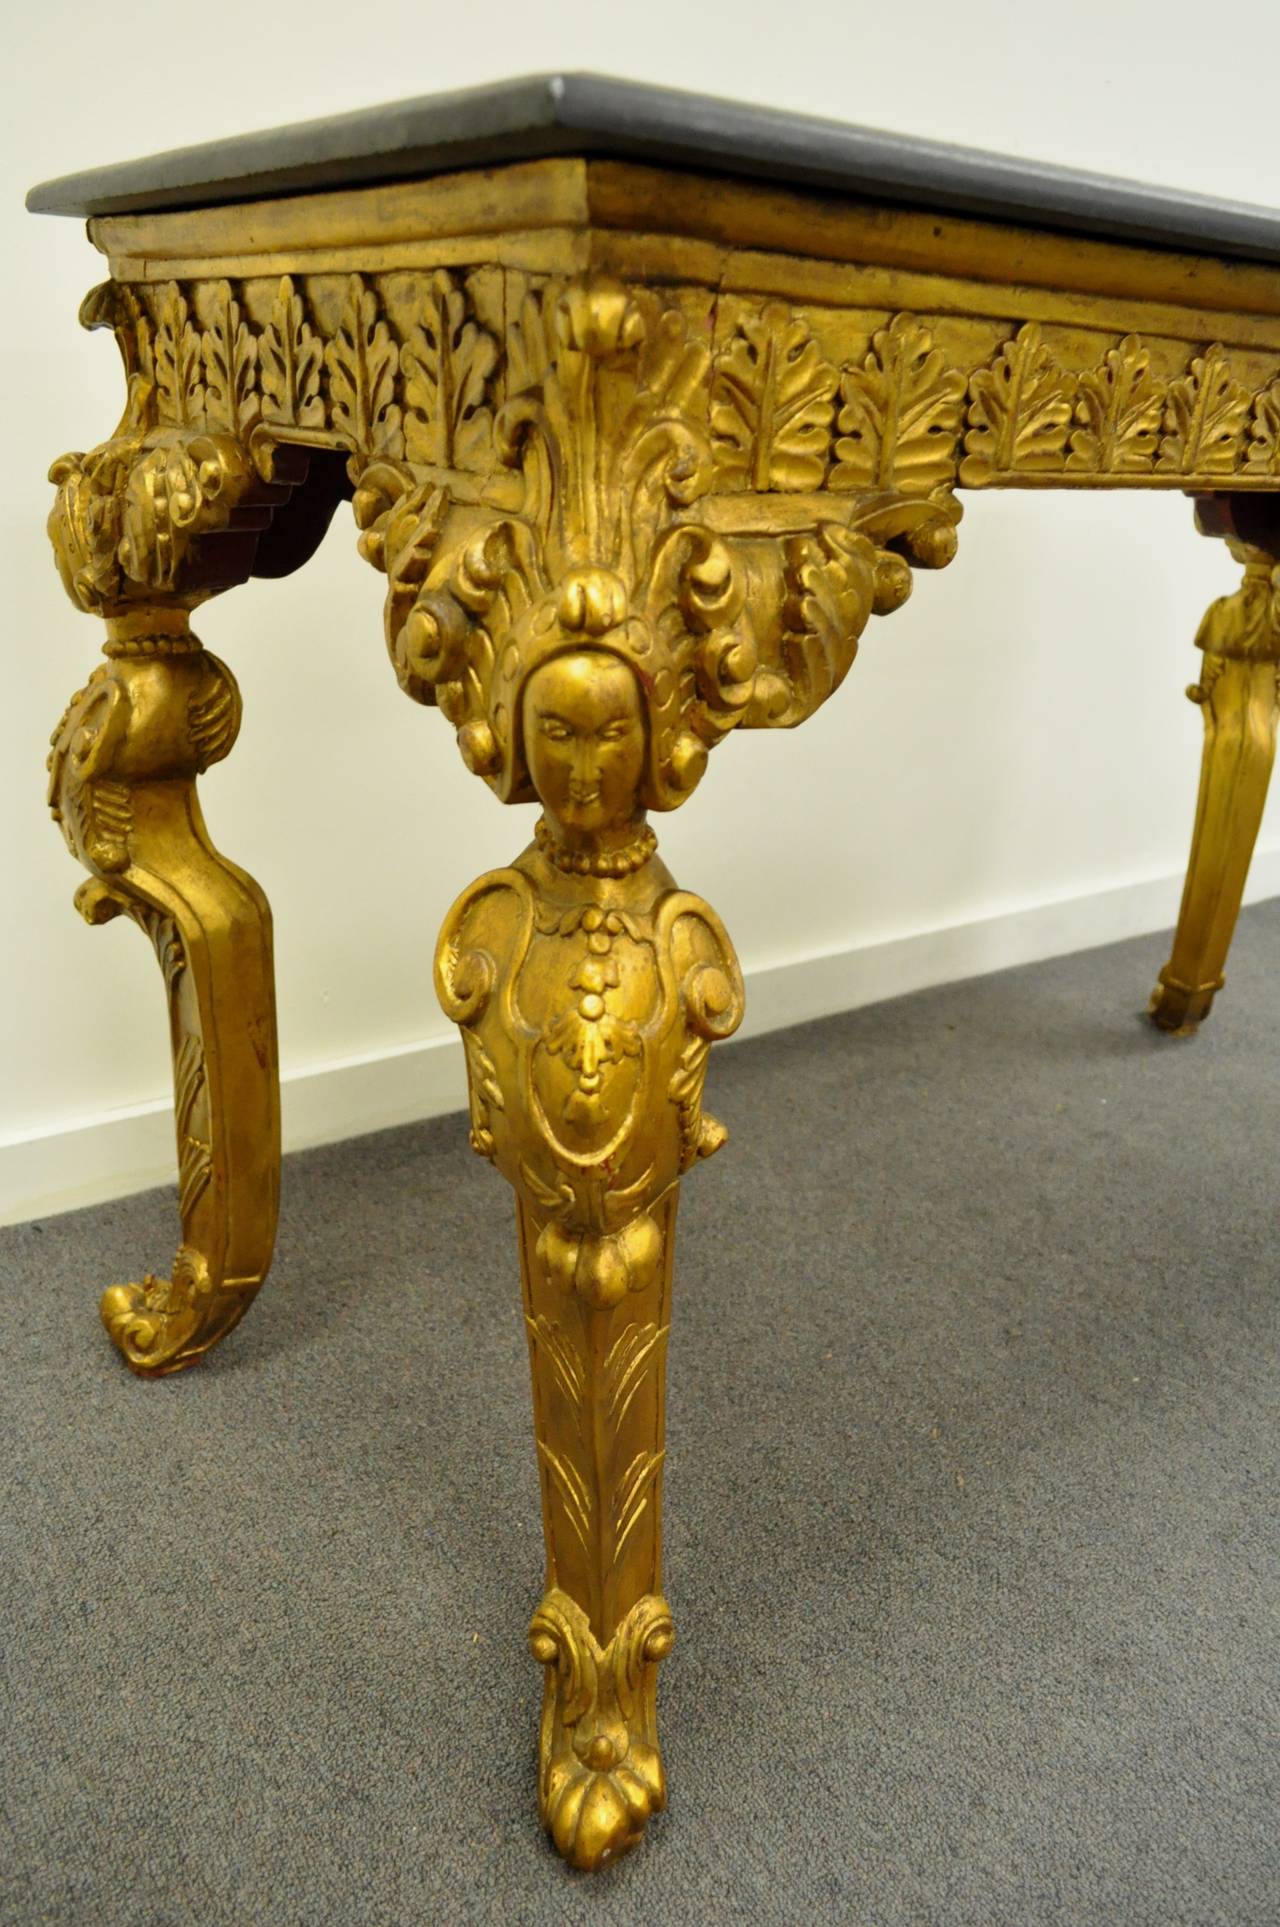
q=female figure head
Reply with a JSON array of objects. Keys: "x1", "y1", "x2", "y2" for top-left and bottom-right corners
[{"x1": 522, "y1": 649, "x2": 646, "y2": 850}]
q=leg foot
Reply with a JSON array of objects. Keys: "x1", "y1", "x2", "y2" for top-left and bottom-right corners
[
  {"x1": 99, "y1": 1251, "x2": 253, "y2": 1378},
  {"x1": 531, "y1": 1588, "x2": 673, "y2": 1870},
  {"x1": 1150, "y1": 542, "x2": 1280, "y2": 1035}
]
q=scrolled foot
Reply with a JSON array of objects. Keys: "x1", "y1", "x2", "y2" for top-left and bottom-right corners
[
  {"x1": 530, "y1": 1588, "x2": 674, "y2": 1871},
  {"x1": 99, "y1": 1245, "x2": 252, "y2": 1376}
]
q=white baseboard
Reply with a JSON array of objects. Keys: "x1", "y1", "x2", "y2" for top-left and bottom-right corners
[{"x1": 5, "y1": 849, "x2": 1277, "y2": 1226}]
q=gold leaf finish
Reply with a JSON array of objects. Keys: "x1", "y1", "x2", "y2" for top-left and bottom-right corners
[
  {"x1": 40, "y1": 152, "x2": 1280, "y2": 1867},
  {"x1": 153, "y1": 282, "x2": 205, "y2": 427},
  {"x1": 530, "y1": 1587, "x2": 674, "y2": 1870},
  {"x1": 1245, "y1": 379, "x2": 1280, "y2": 477},
  {"x1": 401, "y1": 269, "x2": 497, "y2": 471},
  {"x1": 201, "y1": 280, "x2": 259, "y2": 434}
]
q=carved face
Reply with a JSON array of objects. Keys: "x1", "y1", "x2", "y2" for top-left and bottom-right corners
[{"x1": 522, "y1": 651, "x2": 645, "y2": 836}]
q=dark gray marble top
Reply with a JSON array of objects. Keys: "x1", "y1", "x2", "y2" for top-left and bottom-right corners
[{"x1": 26, "y1": 72, "x2": 1280, "y2": 266}]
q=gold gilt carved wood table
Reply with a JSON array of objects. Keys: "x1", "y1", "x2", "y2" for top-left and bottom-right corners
[{"x1": 29, "y1": 74, "x2": 1280, "y2": 1871}]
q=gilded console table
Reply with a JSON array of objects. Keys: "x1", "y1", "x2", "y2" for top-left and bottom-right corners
[{"x1": 29, "y1": 75, "x2": 1280, "y2": 1871}]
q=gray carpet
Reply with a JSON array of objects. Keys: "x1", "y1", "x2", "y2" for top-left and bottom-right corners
[{"x1": 3, "y1": 906, "x2": 1278, "y2": 1927}]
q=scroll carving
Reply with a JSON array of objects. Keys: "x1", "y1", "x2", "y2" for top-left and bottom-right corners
[
  {"x1": 48, "y1": 429, "x2": 257, "y2": 615},
  {"x1": 45, "y1": 379, "x2": 294, "y2": 1369},
  {"x1": 354, "y1": 278, "x2": 955, "y2": 812}
]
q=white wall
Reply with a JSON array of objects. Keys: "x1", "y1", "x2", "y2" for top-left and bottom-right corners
[{"x1": 4, "y1": 0, "x2": 1279, "y2": 1221}]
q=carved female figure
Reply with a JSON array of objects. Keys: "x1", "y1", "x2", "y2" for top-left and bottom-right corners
[{"x1": 434, "y1": 635, "x2": 743, "y2": 1867}]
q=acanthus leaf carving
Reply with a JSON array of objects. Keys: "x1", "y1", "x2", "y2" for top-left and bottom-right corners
[
  {"x1": 259, "y1": 275, "x2": 325, "y2": 430},
  {"x1": 325, "y1": 275, "x2": 404, "y2": 460},
  {"x1": 201, "y1": 280, "x2": 259, "y2": 435},
  {"x1": 1067, "y1": 333, "x2": 1165, "y2": 474},
  {"x1": 153, "y1": 283, "x2": 206, "y2": 427},
  {"x1": 1244, "y1": 378, "x2": 1280, "y2": 477},
  {"x1": 1157, "y1": 343, "x2": 1253, "y2": 475},
  {"x1": 401, "y1": 269, "x2": 498, "y2": 471},
  {"x1": 831, "y1": 313, "x2": 967, "y2": 494},
  {"x1": 711, "y1": 301, "x2": 837, "y2": 491},
  {"x1": 358, "y1": 277, "x2": 943, "y2": 817},
  {"x1": 961, "y1": 322, "x2": 1075, "y2": 482},
  {"x1": 68, "y1": 268, "x2": 1280, "y2": 505}
]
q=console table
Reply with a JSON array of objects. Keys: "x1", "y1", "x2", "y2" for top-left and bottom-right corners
[{"x1": 29, "y1": 74, "x2": 1280, "y2": 1871}]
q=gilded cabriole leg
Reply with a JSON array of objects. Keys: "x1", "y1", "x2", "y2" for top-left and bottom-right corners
[
  {"x1": 434, "y1": 778, "x2": 742, "y2": 1870},
  {"x1": 1151, "y1": 533, "x2": 1280, "y2": 1034},
  {"x1": 354, "y1": 271, "x2": 957, "y2": 1867},
  {"x1": 42, "y1": 337, "x2": 308, "y2": 1371},
  {"x1": 48, "y1": 613, "x2": 280, "y2": 1373}
]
